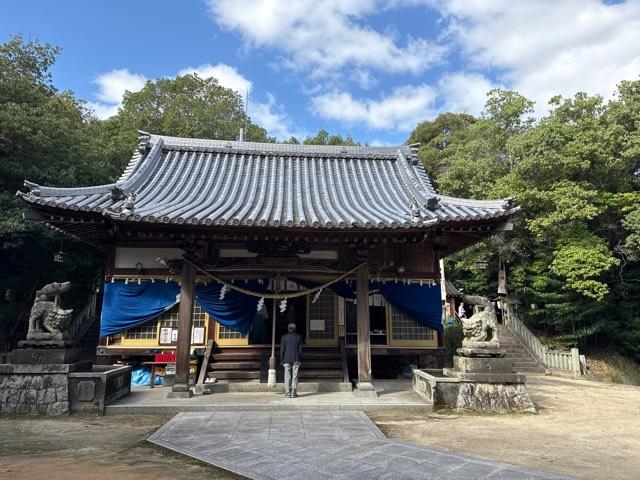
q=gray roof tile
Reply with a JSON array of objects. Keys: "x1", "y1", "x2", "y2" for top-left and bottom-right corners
[{"x1": 20, "y1": 133, "x2": 516, "y2": 229}]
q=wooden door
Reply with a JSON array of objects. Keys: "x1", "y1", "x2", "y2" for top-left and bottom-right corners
[{"x1": 306, "y1": 290, "x2": 338, "y2": 346}]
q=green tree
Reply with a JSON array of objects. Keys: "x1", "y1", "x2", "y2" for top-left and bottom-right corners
[
  {"x1": 409, "y1": 85, "x2": 640, "y2": 358},
  {"x1": 301, "y1": 129, "x2": 360, "y2": 146},
  {"x1": 0, "y1": 36, "x2": 107, "y2": 346},
  {"x1": 103, "y1": 73, "x2": 273, "y2": 172}
]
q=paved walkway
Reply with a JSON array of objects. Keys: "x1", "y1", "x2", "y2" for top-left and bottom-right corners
[
  {"x1": 107, "y1": 385, "x2": 430, "y2": 414},
  {"x1": 148, "y1": 411, "x2": 570, "y2": 479}
]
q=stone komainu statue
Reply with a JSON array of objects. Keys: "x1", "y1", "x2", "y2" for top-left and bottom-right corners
[
  {"x1": 27, "y1": 282, "x2": 74, "y2": 339},
  {"x1": 459, "y1": 294, "x2": 499, "y2": 348}
]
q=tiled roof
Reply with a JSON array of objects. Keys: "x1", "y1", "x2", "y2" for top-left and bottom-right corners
[{"x1": 20, "y1": 132, "x2": 517, "y2": 230}]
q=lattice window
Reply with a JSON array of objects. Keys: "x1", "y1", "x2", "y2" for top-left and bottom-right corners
[
  {"x1": 390, "y1": 306, "x2": 434, "y2": 341},
  {"x1": 124, "y1": 320, "x2": 157, "y2": 340},
  {"x1": 308, "y1": 289, "x2": 335, "y2": 339},
  {"x1": 217, "y1": 324, "x2": 244, "y2": 339},
  {"x1": 158, "y1": 304, "x2": 206, "y2": 328}
]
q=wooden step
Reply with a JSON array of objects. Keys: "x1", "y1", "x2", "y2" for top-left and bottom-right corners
[
  {"x1": 299, "y1": 370, "x2": 344, "y2": 379},
  {"x1": 211, "y1": 352, "x2": 262, "y2": 361},
  {"x1": 208, "y1": 370, "x2": 260, "y2": 380},
  {"x1": 298, "y1": 361, "x2": 342, "y2": 369},
  {"x1": 209, "y1": 361, "x2": 261, "y2": 370}
]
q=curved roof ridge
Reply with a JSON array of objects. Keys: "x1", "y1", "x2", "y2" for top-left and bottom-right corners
[
  {"x1": 147, "y1": 133, "x2": 413, "y2": 159},
  {"x1": 436, "y1": 193, "x2": 514, "y2": 209}
]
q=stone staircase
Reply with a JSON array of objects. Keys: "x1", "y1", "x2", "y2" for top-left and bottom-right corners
[{"x1": 497, "y1": 324, "x2": 546, "y2": 373}]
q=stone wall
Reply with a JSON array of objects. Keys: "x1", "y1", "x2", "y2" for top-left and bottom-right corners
[{"x1": 0, "y1": 369, "x2": 70, "y2": 415}]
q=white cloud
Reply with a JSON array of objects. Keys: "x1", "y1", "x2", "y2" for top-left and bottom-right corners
[
  {"x1": 250, "y1": 93, "x2": 303, "y2": 141},
  {"x1": 93, "y1": 69, "x2": 147, "y2": 104},
  {"x1": 208, "y1": 0, "x2": 445, "y2": 77},
  {"x1": 310, "y1": 84, "x2": 437, "y2": 131},
  {"x1": 89, "y1": 68, "x2": 148, "y2": 119},
  {"x1": 428, "y1": 0, "x2": 640, "y2": 115},
  {"x1": 85, "y1": 102, "x2": 120, "y2": 120},
  {"x1": 437, "y1": 72, "x2": 499, "y2": 116},
  {"x1": 178, "y1": 63, "x2": 252, "y2": 94}
]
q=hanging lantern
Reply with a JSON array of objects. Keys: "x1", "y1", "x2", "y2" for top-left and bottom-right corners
[
  {"x1": 53, "y1": 241, "x2": 66, "y2": 263},
  {"x1": 476, "y1": 259, "x2": 489, "y2": 270}
]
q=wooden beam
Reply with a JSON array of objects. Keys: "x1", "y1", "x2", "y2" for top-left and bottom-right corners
[
  {"x1": 356, "y1": 262, "x2": 372, "y2": 383},
  {"x1": 172, "y1": 260, "x2": 195, "y2": 396}
]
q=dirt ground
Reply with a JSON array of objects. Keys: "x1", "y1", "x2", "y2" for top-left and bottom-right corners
[
  {"x1": 369, "y1": 374, "x2": 640, "y2": 480},
  {"x1": 1, "y1": 375, "x2": 639, "y2": 480},
  {"x1": 0, "y1": 414, "x2": 243, "y2": 480}
]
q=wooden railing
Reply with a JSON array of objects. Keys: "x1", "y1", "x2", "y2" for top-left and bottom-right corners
[{"x1": 504, "y1": 306, "x2": 582, "y2": 376}]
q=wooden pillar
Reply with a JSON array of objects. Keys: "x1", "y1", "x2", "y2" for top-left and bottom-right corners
[
  {"x1": 356, "y1": 263, "x2": 372, "y2": 383},
  {"x1": 171, "y1": 260, "x2": 195, "y2": 396}
]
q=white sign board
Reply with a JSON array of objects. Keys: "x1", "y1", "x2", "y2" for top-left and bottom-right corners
[
  {"x1": 191, "y1": 327, "x2": 205, "y2": 344},
  {"x1": 159, "y1": 328, "x2": 172, "y2": 345},
  {"x1": 310, "y1": 319, "x2": 325, "y2": 331}
]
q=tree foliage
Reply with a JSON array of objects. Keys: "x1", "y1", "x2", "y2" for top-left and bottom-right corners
[{"x1": 409, "y1": 84, "x2": 640, "y2": 359}]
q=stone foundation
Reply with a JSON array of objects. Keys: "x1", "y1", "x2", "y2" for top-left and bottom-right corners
[
  {"x1": 0, "y1": 362, "x2": 131, "y2": 415},
  {"x1": 455, "y1": 382, "x2": 536, "y2": 413},
  {"x1": 413, "y1": 366, "x2": 537, "y2": 413},
  {"x1": 0, "y1": 368, "x2": 71, "y2": 415}
]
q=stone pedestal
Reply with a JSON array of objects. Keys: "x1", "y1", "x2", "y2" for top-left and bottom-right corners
[
  {"x1": 10, "y1": 347, "x2": 82, "y2": 365},
  {"x1": 2, "y1": 336, "x2": 131, "y2": 415},
  {"x1": 354, "y1": 381, "x2": 378, "y2": 397},
  {"x1": 415, "y1": 348, "x2": 537, "y2": 413}
]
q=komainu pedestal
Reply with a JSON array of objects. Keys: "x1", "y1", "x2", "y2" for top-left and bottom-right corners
[
  {"x1": 1, "y1": 281, "x2": 130, "y2": 416},
  {"x1": 442, "y1": 295, "x2": 536, "y2": 413}
]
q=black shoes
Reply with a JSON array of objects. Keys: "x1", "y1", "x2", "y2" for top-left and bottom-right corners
[{"x1": 286, "y1": 389, "x2": 298, "y2": 398}]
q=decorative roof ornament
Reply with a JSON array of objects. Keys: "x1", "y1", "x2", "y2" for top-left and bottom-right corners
[
  {"x1": 121, "y1": 191, "x2": 136, "y2": 216},
  {"x1": 410, "y1": 197, "x2": 422, "y2": 222},
  {"x1": 425, "y1": 197, "x2": 440, "y2": 211},
  {"x1": 138, "y1": 131, "x2": 151, "y2": 154},
  {"x1": 110, "y1": 186, "x2": 125, "y2": 201},
  {"x1": 23, "y1": 180, "x2": 41, "y2": 197},
  {"x1": 503, "y1": 196, "x2": 516, "y2": 209}
]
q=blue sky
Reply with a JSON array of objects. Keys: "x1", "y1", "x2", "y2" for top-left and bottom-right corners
[{"x1": 2, "y1": 1, "x2": 639, "y2": 145}]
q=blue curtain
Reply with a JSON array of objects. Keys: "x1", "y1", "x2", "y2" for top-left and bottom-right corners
[
  {"x1": 291, "y1": 277, "x2": 442, "y2": 332},
  {"x1": 100, "y1": 280, "x2": 267, "y2": 337},
  {"x1": 378, "y1": 283, "x2": 442, "y2": 332},
  {"x1": 100, "y1": 280, "x2": 180, "y2": 337},
  {"x1": 194, "y1": 281, "x2": 266, "y2": 335}
]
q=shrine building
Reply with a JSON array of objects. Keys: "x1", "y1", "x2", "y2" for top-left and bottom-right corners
[{"x1": 19, "y1": 132, "x2": 516, "y2": 394}]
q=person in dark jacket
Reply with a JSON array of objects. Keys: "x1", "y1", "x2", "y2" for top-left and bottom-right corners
[{"x1": 280, "y1": 323, "x2": 303, "y2": 398}]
